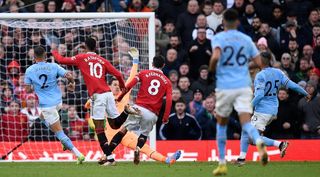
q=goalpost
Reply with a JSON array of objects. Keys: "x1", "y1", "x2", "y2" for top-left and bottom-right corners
[{"x1": 0, "y1": 12, "x2": 156, "y2": 162}]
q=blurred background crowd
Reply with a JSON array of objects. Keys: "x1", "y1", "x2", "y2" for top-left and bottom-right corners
[{"x1": 0, "y1": 0, "x2": 320, "y2": 142}]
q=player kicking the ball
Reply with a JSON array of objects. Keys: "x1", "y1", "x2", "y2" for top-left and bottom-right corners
[
  {"x1": 107, "y1": 49, "x2": 173, "y2": 165},
  {"x1": 52, "y1": 37, "x2": 139, "y2": 165},
  {"x1": 24, "y1": 46, "x2": 85, "y2": 164},
  {"x1": 85, "y1": 48, "x2": 181, "y2": 166},
  {"x1": 234, "y1": 52, "x2": 310, "y2": 166}
]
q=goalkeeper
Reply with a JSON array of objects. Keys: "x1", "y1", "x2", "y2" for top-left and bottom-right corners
[{"x1": 85, "y1": 48, "x2": 181, "y2": 166}]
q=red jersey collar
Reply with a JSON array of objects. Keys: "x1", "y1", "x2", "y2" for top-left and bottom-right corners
[{"x1": 150, "y1": 67, "x2": 163, "y2": 73}]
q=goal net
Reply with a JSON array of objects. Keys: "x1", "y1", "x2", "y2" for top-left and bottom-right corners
[{"x1": 0, "y1": 13, "x2": 155, "y2": 162}]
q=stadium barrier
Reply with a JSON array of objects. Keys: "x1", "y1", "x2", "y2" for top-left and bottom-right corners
[{"x1": 0, "y1": 140, "x2": 319, "y2": 162}]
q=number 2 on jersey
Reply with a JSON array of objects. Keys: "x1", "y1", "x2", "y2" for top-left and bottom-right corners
[
  {"x1": 39, "y1": 74, "x2": 48, "y2": 89},
  {"x1": 148, "y1": 79, "x2": 160, "y2": 95},
  {"x1": 88, "y1": 62, "x2": 103, "y2": 78}
]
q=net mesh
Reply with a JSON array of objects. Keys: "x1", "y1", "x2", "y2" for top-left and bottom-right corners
[{"x1": 0, "y1": 17, "x2": 151, "y2": 161}]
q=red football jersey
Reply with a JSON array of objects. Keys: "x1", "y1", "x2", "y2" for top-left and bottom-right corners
[
  {"x1": 135, "y1": 69, "x2": 172, "y2": 117},
  {"x1": 52, "y1": 51, "x2": 125, "y2": 96}
]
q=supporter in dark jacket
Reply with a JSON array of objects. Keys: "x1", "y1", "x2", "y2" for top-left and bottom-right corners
[
  {"x1": 190, "y1": 65, "x2": 215, "y2": 97},
  {"x1": 160, "y1": 98, "x2": 201, "y2": 140},
  {"x1": 176, "y1": 0, "x2": 200, "y2": 50},
  {"x1": 158, "y1": 0, "x2": 187, "y2": 24}
]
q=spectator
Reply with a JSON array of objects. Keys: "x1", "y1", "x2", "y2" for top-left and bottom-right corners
[
  {"x1": 127, "y1": 0, "x2": 152, "y2": 12},
  {"x1": 207, "y1": 0, "x2": 224, "y2": 32},
  {"x1": 1, "y1": 87, "x2": 15, "y2": 113},
  {"x1": 265, "y1": 88, "x2": 298, "y2": 139},
  {"x1": 269, "y1": 5, "x2": 286, "y2": 29},
  {"x1": 288, "y1": 39, "x2": 301, "y2": 65},
  {"x1": 13, "y1": 74, "x2": 27, "y2": 101},
  {"x1": 171, "y1": 87, "x2": 182, "y2": 113},
  {"x1": 295, "y1": 58, "x2": 311, "y2": 82},
  {"x1": 0, "y1": 45, "x2": 11, "y2": 81},
  {"x1": 190, "y1": 65, "x2": 215, "y2": 97},
  {"x1": 298, "y1": 81, "x2": 320, "y2": 139},
  {"x1": 240, "y1": 3, "x2": 257, "y2": 34},
  {"x1": 0, "y1": 0, "x2": 26, "y2": 13},
  {"x1": 257, "y1": 22, "x2": 280, "y2": 58},
  {"x1": 196, "y1": 95, "x2": 216, "y2": 140},
  {"x1": 162, "y1": 48, "x2": 180, "y2": 76},
  {"x1": 286, "y1": 0, "x2": 313, "y2": 25},
  {"x1": 192, "y1": 14, "x2": 215, "y2": 40},
  {"x1": 21, "y1": 94, "x2": 40, "y2": 128},
  {"x1": 1, "y1": 100, "x2": 28, "y2": 141},
  {"x1": 188, "y1": 27, "x2": 212, "y2": 80},
  {"x1": 252, "y1": 0, "x2": 276, "y2": 24},
  {"x1": 158, "y1": 0, "x2": 187, "y2": 24},
  {"x1": 188, "y1": 89, "x2": 205, "y2": 117},
  {"x1": 155, "y1": 18, "x2": 169, "y2": 49},
  {"x1": 7, "y1": 60, "x2": 21, "y2": 88},
  {"x1": 178, "y1": 63, "x2": 191, "y2": 79},
  {"x1": 47, "y1": 0, "x2": 58, "y2": 13},
  {"x1": 313, "y1": 34, "x2": 320, "y2": 69},
  {"x1": 2, "y1": 35, "x2": 15, "y2": 59},
  {"x1": 246, "y1": 16, "x2": 261, "y2": 40},
  {"x1": 176, "y1": 0, "x2": 200, "y2": 49},
  {"x1": 163, "y1": 19, "x2": 176, "y2": 35},
  {"x1": 231, "y1": 0, "x2": 245, "y2": 17},
  {"x1": 300, "y1": 9, "x2": 319, "y2": 47},
  {"x1": 162, "y1": 33, "x2": 188, "y2": 65},
  {"x1": 85, "y1": 0, "x2": 104, "y2": 12},
  {"x1": 34, "y1": 2, "x2": 45, "y2": 13},
  {"x1": 168, "y1": 70, "x2": 179, "y2": 89},
  {"x1": 178, "y1": 76, "x2": 193, "y2": 104},
  {"x1": 279, "y1": 20, "x2": 300, "y2": 53},
  {"x1": 201, "y1": 0, "x2": 213, "y2": 16},
  {"x1": 147, "y1": 0, "x2": 160, "y2": 15},
  {"x1": 160, "y1": 98, "x2": 201, "y2": 140},
  {"x1": 280, "y1": 53, "x2": 295, "y2": 79},
  {"x1": 302, "y1": 45, "x2": 314, "y2": 63}
]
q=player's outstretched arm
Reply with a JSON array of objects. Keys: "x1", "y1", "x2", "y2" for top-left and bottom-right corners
[
  {"x1": 209, "y1": 47, "x2": 221, "y2": 72},
  {"x1": 104, "y1": 59, "x2": 126, "y2": 89},
  {"x1": 117, "y1": 77, "x2": 139, "y2": 102},
  {"x1": 51, "y1": 50, "x2": 77, "y2": 65}
]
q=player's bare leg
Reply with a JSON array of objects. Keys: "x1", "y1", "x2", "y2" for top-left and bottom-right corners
[
  {"x1": 213, "y1": 116, "x2": 228, "y2": 176},
  {"x1": 93, "y1": 120, "x2": 116, "y2": 166},
  {"x1": 239, "y1": 113, "x2": 268, "y2": 166},
  {"x1": 108, "y1": 105, "x2": 140, "y2": 130}
]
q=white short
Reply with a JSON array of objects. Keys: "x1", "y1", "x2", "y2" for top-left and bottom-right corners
[
  {"x1": 215, "y1": 87, "x2": 253, "y2": 118},
  {"x1": 39, "y1": 104, "x2": 62, "y2": 126},
  {"x1": 251, "y1": 112, "x2": 277, "y2": 131},
  {"x1": 91, "y1": 92, "x2": 120, "y2": 120},
  {"x1": 123, "y1": 105, "x2": 158, "y2": 136}
]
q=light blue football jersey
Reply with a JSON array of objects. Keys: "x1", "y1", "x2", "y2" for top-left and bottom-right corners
[
  {"x1": 24, "y1": 62, "x2": 67, "y2": 108},
  {"x1": 211, "y1": 29, "x2": 259, "y2": 89},
  {"x1": 253, "y1": 68, "x2": 290, "y2": 115}
]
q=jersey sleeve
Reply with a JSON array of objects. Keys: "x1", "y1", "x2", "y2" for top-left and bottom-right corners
[
  {"x1": 249, "y1": 40, "x2": 259, "y2": 58},
  {"x1": 103, "y1": 59, "x2": 125, "y2": 88},
  {"x1": 279, "y1": 70, "x2": 290, "y2": 87},
  {"x1": 24, "y1": 69, "x2": 32, "y2": 85},
  {"x1": 211, "y1": 36, "x2": 221, "y2": 50},
  {"x1": 252, "y1": 73, "x2": 265, "y2": 107},
  {"x1": 52, "y1": 50, "x2": 79, "y2": 66},
  {"x1": 55, "y1": 63, "x2": 68, "y2": 77},
  {"x1": 162, "y1": 81, "x2": 173, "y2": 123}
]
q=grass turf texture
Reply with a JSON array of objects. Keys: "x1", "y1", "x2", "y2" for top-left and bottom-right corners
[{"x1": 0, "y1": 162, "x2": 319, "y2": 177}]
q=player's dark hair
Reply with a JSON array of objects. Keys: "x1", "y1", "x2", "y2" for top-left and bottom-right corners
[
  {"x1": 34, "y1": 46, "x2": 46, "y2": 59},
  {"x1": 223, "y1": 9, "x2": 238, "y2": 23},
  {"x1": 152, "y1": 55, "x2": 165, "y2": 69},
  {"x1": 85, "y1": 37, "x2": 96, "y2": 51},
  {"x1": 260, "y1": 52, "x2": 272, "y2": 66},
  {"x1": 108, "y1": 77, "x2": 118, "y2": 85}
]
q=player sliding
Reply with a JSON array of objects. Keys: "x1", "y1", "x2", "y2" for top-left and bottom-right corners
[
  {"x1": 85, "y1": 48, "x2": 180, "y2": 165},
  {"x1": 52, "y1": 37, "x2": 139, "y2": 166},
  {"x1": 209, "y1": 9, "x2": 268, "y2": 176},
  {"x1": 234, "y1": 52, "x2": 310, "y2": 166},
  {"x1": 107, "y1": 49, "x2": 175, "y2": 165},
  {"x1": 24, "y1": 46, "x2": 85, "y2": 164}
]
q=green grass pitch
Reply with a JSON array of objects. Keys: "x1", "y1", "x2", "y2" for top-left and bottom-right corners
[{"x1": 0, "y1": 162, "x2": 319, "y2": 177}]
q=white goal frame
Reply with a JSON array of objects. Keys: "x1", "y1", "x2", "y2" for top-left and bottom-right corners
[{"x1": 0, "y1": 12, "x2": 157, "y2": 152}]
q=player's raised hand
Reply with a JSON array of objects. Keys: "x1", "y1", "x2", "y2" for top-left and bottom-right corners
[
  {"x1": 128, "y1": 47, "x2": 139, "y2": 59},
  {"x1": 67, "y1": 82, "x2": 75, "y2": 92},
  {"x1": 305, "y1": 94, "x2": 312, "y2": 102}
]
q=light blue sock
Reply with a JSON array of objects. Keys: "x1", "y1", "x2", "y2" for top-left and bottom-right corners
[
  {"x1": 216, "y1": 124, "x2": 227, "y2": 164},
  {"x1": 242, "y1": 122, "x2": 262, "y2": 144},
  {"x1": 262, "y1": 136, "x2": 281, "y2": 147},
  {"x1": 55, "y1": 130, "x2": 75, "y2": 150},
  {"x1": 239, "y1": 130, "x2": 249, "y2": 159},
  {"x1": 55, "y1": 130, "x2": 82, "y2": 157}
]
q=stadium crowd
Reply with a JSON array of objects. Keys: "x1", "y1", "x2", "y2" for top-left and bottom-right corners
[{"x1": 0, "y1": 0, "x2": 320, "y2": 142}]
